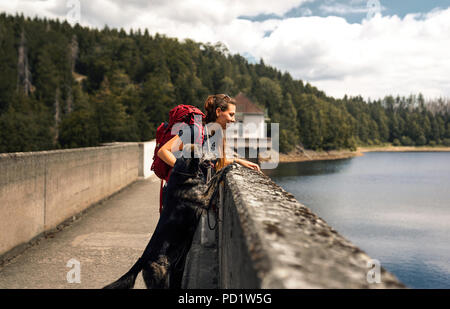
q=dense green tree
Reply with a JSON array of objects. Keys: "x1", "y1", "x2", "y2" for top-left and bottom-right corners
[
  {"x1": 0, "y1": 94, "x2": 53, "y2": 152},
  {"x1": 0, "y1": 20, "x2": 17, "y2": 112},
  {"x1": 279, "y1": 93, "x2": 299, "y2": 152},
  {"x1": 142, "y1": 72, "x2": 176, "y2": 138},
  {"x1": 91, "y1": 77, "x2": 131, "y2": 143}
]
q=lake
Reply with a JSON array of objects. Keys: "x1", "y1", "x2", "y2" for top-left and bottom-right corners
[{"x1": 264, "y1": 152, "x2": 450, "y2": 289}]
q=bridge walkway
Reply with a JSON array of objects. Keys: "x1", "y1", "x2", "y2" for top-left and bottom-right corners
[{"x1": 0, "y1": 176, "x2": 161, "y2": 289}]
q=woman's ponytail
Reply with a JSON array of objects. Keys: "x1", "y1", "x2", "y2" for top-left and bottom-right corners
[{"x1": 204, "y1": 95, "x2": 216, "y2": 124}]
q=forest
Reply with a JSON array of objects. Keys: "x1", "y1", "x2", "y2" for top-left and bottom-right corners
[{"x1": 1, "y1": 13, "x2": 449, "y2": 154}]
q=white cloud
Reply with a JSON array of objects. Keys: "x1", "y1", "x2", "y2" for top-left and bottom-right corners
[
  {"x1": 0, "y1": 0, "x2": 58, "y2": 19},
  {"x1": 1, "y1": 1, "x2": 450, "y2": 100},
  {"x1": 320, "y1": 3, "x2": 368, "y2": 15},
  {"x1": 318, "y1": 0, "x2": 386, "y2": 16},
  {"x1": 251, "y1": 10, "x2": 450, "y2": 99}
]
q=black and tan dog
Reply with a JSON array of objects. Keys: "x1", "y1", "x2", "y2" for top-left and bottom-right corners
[{"x1": 103, "y1": 144, "x2": 231, "y2": 289}]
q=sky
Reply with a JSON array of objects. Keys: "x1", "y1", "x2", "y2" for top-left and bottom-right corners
[{"x1": 1, "y1": 0, "x2": 450, "y2": 100}]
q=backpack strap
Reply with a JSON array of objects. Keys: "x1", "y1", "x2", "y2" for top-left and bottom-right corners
[
  {"x1": 159, "y1": 169, "x2": 172, "y2": 215},
  {"x1": 159, "y1": 179, "x2": 164, "y2": 214}
]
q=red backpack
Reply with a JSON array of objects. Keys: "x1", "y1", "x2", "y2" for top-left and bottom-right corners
[{"x1": 151, "y1": 105, "x2": 206, "y2": 212}]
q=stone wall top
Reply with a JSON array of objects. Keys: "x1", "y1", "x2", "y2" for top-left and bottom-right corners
[{"x1": 0, "y1": 142, "x2": 140, "y2": 159}]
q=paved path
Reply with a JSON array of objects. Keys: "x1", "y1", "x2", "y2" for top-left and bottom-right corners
[{"x1": 0, "y1": 176, "x2": 161, "y2": 289}]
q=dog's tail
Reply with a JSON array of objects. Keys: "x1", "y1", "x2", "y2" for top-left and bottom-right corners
[{"x1": 103, "y1": 257, "x2": 144, "y2": 289}]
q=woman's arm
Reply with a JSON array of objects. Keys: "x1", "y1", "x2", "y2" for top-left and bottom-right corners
[
  {"x1": 228, "y1": 157, "x2": 261, "y2": 172},
  {"x1": 157, "y1": 135, "x2": 183, "y2": 168}
]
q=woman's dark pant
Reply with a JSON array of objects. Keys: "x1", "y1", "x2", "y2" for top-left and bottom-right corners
[{"x1": 162, "y1": 183, "x2": 168, "y2": 208}]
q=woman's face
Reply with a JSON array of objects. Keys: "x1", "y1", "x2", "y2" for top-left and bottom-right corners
[{"x1": 216, "y1": 104, "x2": 236, "y2": 129}]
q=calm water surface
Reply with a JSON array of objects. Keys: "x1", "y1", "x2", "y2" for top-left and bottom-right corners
[{"x1": 264, "y1": 152, "x2": 450, "y2": 289}]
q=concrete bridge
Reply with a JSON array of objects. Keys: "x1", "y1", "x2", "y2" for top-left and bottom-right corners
[{"x1": 0, "y1": 143, "x2": 405, "y2": 289}]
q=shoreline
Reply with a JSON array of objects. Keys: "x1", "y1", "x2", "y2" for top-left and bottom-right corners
[
  {"x1": 271, "y1": 145, "x2": 450, "y2": 164},
  {"x1": 357, "y1": 145, "x2": 450, "y2": 153},
  {"x1": 276, "y1": 149, "x2": 362, "y2": 163}
]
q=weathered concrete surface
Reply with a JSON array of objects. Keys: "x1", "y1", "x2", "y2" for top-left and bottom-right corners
[
  {"x1": 218, "y1": 165, "x2": 406, "y2": 289},
  {"x1": 182, "y1": 214, "x2": 219, "y2": 289},
  {"x1": 0, "y1": 144, "x2": 140, "y2": 257},
  {"x1": 0, "y1": 176, "x2": 160, "y2": 289}
]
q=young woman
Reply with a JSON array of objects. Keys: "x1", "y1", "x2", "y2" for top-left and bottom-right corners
[{"x1": 157, "y1": 94, "x2": 261, "y2": 172}]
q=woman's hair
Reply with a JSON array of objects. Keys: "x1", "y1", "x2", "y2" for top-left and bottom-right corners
[
  {"x1": 203, "y1": 94, "x2": 236, "y2": 171},
  {"x1": 204, "y1": 94, "x2": 236, "y2": 124}
]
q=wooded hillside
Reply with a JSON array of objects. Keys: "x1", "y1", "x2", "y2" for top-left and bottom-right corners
[{"x1": 1, "y1": 13, "x2": 449, "y2": 153}]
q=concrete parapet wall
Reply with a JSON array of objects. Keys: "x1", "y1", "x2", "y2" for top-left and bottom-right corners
[
  {"x1": 0, "y1": 143, "x2": 144, "y2": 257},
  {"x1": 184, "y1": 164, "x2": 406, "y2": 289},
  {"x1": 139, "y1": 141, "x2": 156, "y2": 179},
  {"x1": 102, "y1": 141, "x2": 156, "y2": 179}
]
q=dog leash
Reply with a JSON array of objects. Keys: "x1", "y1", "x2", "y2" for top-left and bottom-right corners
[
  {"x1": 205, "y1": 125, "x2": 213, "y2": 183},
  {"x1": 203, "y1": 163, "x2": 238, "y2": 231},
  {"x1": 203, "y1": 125, "x2": 221, "y2": 230}
]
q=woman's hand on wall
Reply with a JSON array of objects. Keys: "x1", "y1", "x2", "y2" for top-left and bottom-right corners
[{"x1": 235, "y1": 158, "x2": 261, "y2": 172}]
